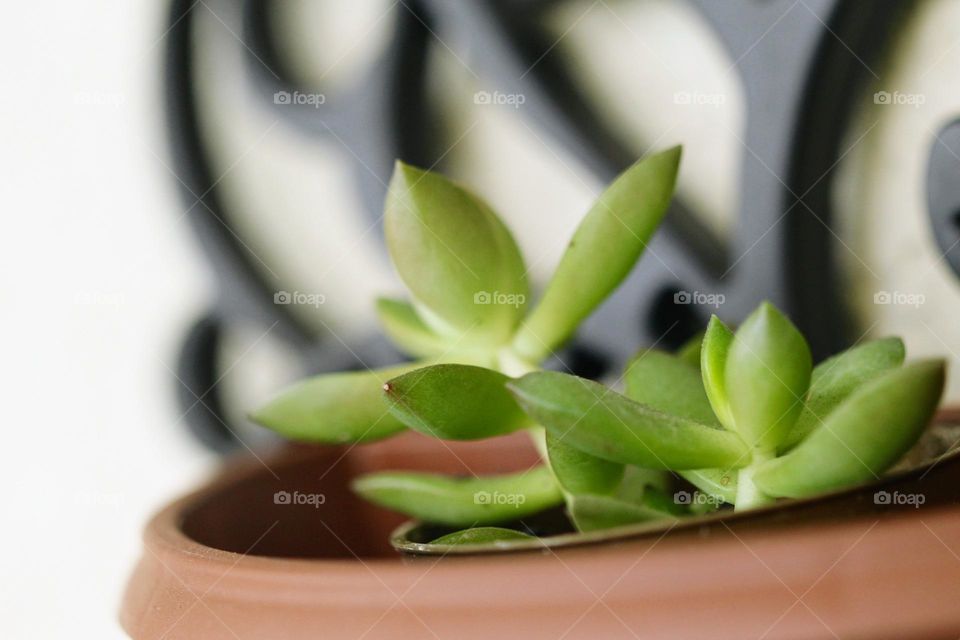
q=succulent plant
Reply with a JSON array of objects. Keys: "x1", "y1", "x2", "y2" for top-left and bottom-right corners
[{"x1": 252, "y1": 147, "x2": 945, "y2": 548}]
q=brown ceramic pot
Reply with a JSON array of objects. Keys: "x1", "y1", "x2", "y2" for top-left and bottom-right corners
[{"x1": 121, "y1": 423, "x2": 960, "y2": 639}]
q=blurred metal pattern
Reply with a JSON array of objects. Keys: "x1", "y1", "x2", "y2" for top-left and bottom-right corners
[{"x1": 163, "y1": 0, "x2": 937, "y2": 451}]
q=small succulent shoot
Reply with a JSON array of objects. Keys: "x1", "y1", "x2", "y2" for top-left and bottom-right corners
[
  {"x1": 252, "y1": 148, "x2": 681, "y2": 541},
  {"x1": 252, "y1": 147, "x2": 946, "y2": 549}
]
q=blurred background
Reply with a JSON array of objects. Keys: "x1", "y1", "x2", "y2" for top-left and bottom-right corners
[{"x1": 2, "y1": 0, "x2": 960, "y2": 636}]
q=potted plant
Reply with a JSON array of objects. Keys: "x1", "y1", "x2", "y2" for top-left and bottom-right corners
[{"x1": 122, "y1": 149, "x2": 960, "y2": 639}]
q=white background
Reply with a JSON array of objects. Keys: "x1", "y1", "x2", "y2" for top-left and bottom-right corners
[{"x1": 0, "y1": 3, "x2": 214, "y2": 637}]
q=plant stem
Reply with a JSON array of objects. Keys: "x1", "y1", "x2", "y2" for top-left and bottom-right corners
[
  {"x1": 496, "y1": 348, "x2": 552, "y2": 461},
  {"x1": 734, "y1": 450, "x2": 775, "y2": 511}
]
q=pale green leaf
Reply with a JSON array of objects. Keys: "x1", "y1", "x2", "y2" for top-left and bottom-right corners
[
  {"x1": 385, "y1": 162, "x2": 527, "y2": 345},
  {"x1": 754, "y1": 360, "x2": 944, "y2": 498},
  {"x1": 725, "y1": 302, "x2": 812, "y2": 451},
  {"x1": 250, "y1": 364, "x2": 418, "y2": 443},
  {"x1": 352, "y1": 465, "x2": 563, "y2": 527},
  {"x1": 511, "y1": 147, "x2": 681, "y2": 360},
  {"x1": 375, "y1": 297, "x2": 450, "y2": 358},
  {"x1": 701, "y1": 316, "x2": 735, "y2": 430},
  {"x1": 779, "y1": 337, "x2": 905, "y2": 452}
]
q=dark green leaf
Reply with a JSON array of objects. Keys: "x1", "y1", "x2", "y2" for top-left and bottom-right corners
[
  {"x1": 622, "y1": 349, "x2": 735, "y2": 503},
  {"x1": 429, "y1": 527, "x2": 535, "y2": 545},
  {"x1": 546, "y1": 432, "x2": 624, "y2": 495},
  {"x1": 568, "y1": 489, "x2": 681, "y2": 532},
  {"x1": 508, "y1": 371, "x2": 751, "y2": 470},
  {"x1": 384, "y1": 364, "x2": 529, "y2": 440},
  {"x1": 624, "y1": 349, "x2": 720, "y2": 426}
]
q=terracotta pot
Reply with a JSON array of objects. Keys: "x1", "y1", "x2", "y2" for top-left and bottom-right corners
[{"x1": 121, "y1": 426, "x2": 960, "y2": 639}]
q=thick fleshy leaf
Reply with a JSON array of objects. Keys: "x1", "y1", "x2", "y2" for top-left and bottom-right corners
[
  {"x1": 511, "y1": 147, "x2": 681, "y2": 360},
  {"x1": 681, "y1": 469, "x2": 738, "y2": 504},
  {"x1": 624, "y1": 349, "x2": 720, "y2": 426},
  {"x1": 429, "y1": 527, "x2": 535, "y2": 545},
  {"x1": 677, "y1": 330, "x2": 705, "y2": 367},
  {"x1": 614, "y1": 465, "x2": 672, "y2": 500},
  {"x1": 250, "y1": 364, "x2": 418, "y2": 443},
  {"x1": 385, "y1": 162, "x2": 527, "y2": 344},
  {"x1": 754, "y1": 360, "x2": 944, "y2": 499},
  {"x1": 568, "y1": 489, "x2": 681, "y2": 532},
  {"x1": 779, "y1": 337, "x2": 905, "y2": 452},
  {"x1": 383, "y1": 364, "x2": 529, "y2": 440},
  {"x1": 508, "y1": 371, "x2": 751, "y2": 470},
  {"x1": 623, "y1": 350, "x2": 735, "y2": 502},
  {"x1": 701, "y1": 316, "x2": 735, "y2": 430},
  {"x1": 352, "y1": 465, "x2": 563, "y2": 527},
  {"x1": 725, "y1": 302, "x2": 812, "y2": 451},
  {"x1": 546, "y1": 432, "x2": 624, "y2": 495},
  {"x1": 375, "y1": 297, "x2": 449, "y2": 358}
]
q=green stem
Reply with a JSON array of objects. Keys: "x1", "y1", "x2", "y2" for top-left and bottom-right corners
[
  {"x1": 496, "y1": 347, "x2": 551, "y2": 462},
  {"x1": 734, "y1": 450, "x2": 775, "y2": 511}
]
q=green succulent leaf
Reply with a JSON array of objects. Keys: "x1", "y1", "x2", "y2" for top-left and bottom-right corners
[
  {"x1": 625, "y1": 349, "x2": 720, "y2": 426},
  {"x1": 681, "y1": 469, "x2": 738, "y2": 504},
  {"x1": 623, "y1": 350, "x2": 736, "y2": 503},
  {"x1": 385, "y1": 161, "x2": 527, "y2": 345},
  {"x1": 511, "y1": 147, "x2": 681, "y2": 360},
  {"x1": 677, "y1": 330, "x2": 705, "y2": 367},
  {"x1": 754, "y1": 359, "x2": 944, "y2": 499},
  {"x1": 725, "y1": 302, "x2": 812, "y2": 451},
  {"x1": 429, "y1": 527, "x2": 535, "y2": 545},
  {"x1": 779, "y1": 337, "x2": 905, "y2": 452},
  {"x1": 383, "y1": 364, "x2": 529, "y2": 440},
  {"x1": 508, "y1": 371, "x2": 751, "y2": 470},
  {"x1": 613, "y1": 465, "x2": 673, "y2": 500},
  {"x1": 352, "y1": 465, "x2": 563, "y2": 527},
  {"x1": 545, "y1": 432, "x2": 624, "y2": 495},
  {"x1": 375, "y1": 297, "x2": 450, "y2": 358},
  {"x1": 568, "y1": 489, "x2": 681, "y2": 532},
  {"x1": 701, "y1": 316, "x2": 735, "y2": 430},
  {"x1": 250, "y1": 364, "x2": 419, "y2": 444}
]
